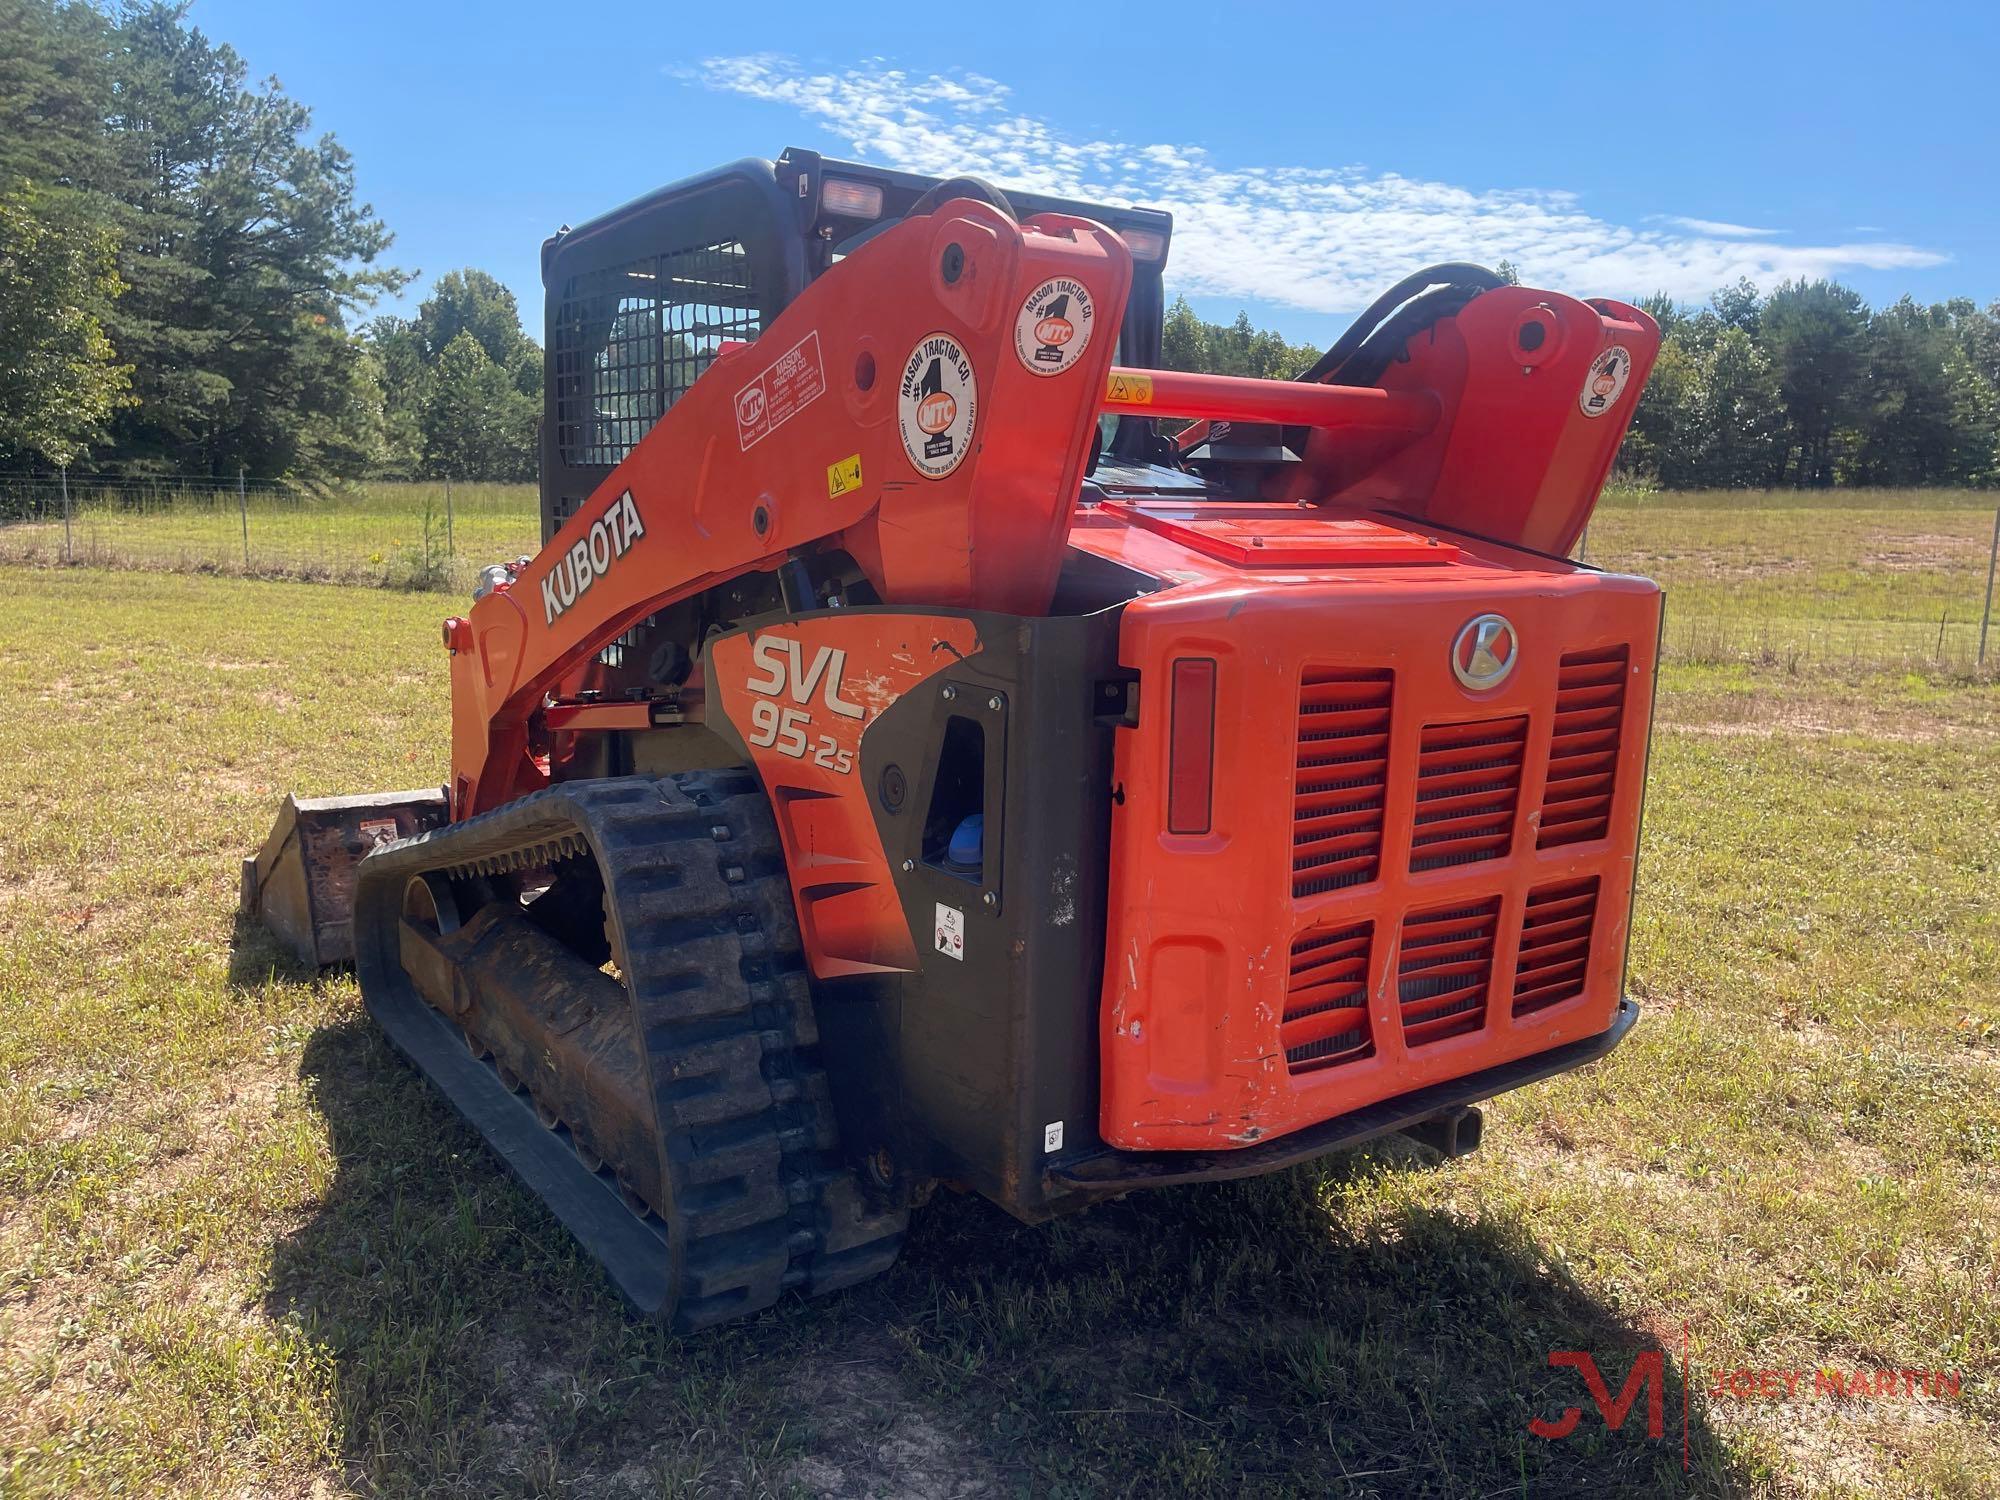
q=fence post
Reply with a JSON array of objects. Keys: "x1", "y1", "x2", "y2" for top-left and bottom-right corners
[
  {"x1": 1980, "y1": 503, "x2": 1999, "y2": 669},
  {"x1": 445, "y1": 479, "x2": 455, "y2": 558},
  {"x1": 237, "y1": 467, "x2": 250, "y2": 570},
  {"x1": 60, "y1": 465, "x2": 72, "y2": 564}
]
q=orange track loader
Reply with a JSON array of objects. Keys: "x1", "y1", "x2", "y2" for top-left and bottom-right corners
[{"x1": 242, "y1": 148, "x2": 1661, "y2": 1328}]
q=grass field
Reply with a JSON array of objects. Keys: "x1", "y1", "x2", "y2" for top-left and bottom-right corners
[
  {"x1": 1586, "y1": 488, "x2": 2000, "y2": 673},
  {"x1": 2, "y1": 483, "x2": 1996, "y2": 675},
  {"x1": 0, "y1": 480, "x2": 539, "y2": 593},
  {"x1": 0, "y1": 564, "x2": 1996, "y2": 1498}
]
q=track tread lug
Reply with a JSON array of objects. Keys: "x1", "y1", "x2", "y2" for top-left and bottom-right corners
[{"x1": 354, "y1": 772, "x2": 907, "y2": 1332}]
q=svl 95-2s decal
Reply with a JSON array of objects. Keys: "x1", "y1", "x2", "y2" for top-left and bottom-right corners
[
  {"x1": 743, "y1": 635, "x2": 865, "y2": 771},
  {"x1": 708, "y1": 616, "x2": 983, "y2": 979}
]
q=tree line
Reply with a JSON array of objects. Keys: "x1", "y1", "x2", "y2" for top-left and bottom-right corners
[
  {"x1": 1163, "y1": 282, "x2": 2000, "y2": 489},
  {"x1": 0, "y1": 0, "x2": 538, "y2": 481},
  {"x1": 1624, "y1": 280, "x2": 1999, "y2": 488},
  {"x1": 3, "y1": 1, "x2": 1997, "y2": 489}
]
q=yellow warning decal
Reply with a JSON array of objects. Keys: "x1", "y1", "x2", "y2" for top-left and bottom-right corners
[
  {"x1": 826, "y1": 452, "x2": 863, "y2": 499},
  {"x1": 1105, "y1": 371, "x2": 1153, "y2": 405}
]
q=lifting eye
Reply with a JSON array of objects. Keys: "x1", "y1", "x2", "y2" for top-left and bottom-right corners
[{"x1": 1513, "y1": 307, "x2": 1561, "y2": 367}]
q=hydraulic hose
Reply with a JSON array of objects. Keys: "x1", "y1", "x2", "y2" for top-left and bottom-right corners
[{"x1": 1293, "y1": 262, "x2": 1504, "y2": 385}]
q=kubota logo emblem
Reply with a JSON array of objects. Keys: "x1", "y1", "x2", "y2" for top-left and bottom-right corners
[{"x1": 1452, "y1": 613, "x2": 1518, "y2": 690}]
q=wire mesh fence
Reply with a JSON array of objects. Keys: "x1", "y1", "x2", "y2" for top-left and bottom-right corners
[
  {"x1": 0, "y1": 474, "x2": 540, "y2": 593},
  {"x1": 1577, "y1": 489, "x2": 2000, "y2": 677},
  {"x1": 1, "y1": 475, "x2": 1995, "y2": 676}
]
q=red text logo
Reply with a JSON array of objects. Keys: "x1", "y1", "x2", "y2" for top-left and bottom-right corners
[{"x1": 1529, "y1": 1350, "x2": 1666, "y2": 1442}]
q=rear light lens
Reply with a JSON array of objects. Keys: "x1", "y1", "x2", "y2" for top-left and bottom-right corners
[
  {"x1": 820, "y1": 178, "x2": 884, "y2": 219},
  {"x1": 1121, "y1": 227, "x2": 1167, "y2": 261},
  {"x1": 1167, "y1": 658, "x2": 1216, "y2": 835}
]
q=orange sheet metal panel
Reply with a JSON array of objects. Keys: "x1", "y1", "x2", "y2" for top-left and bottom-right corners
[
  {"x1": 1077, "y1": 514, "x2": 1660, "y2": 1151},
  {"x1": 706, "y1": 613, "x2": 982, "y2": 981}
]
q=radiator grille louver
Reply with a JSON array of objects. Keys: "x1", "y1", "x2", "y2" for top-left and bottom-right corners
[
  {"x1": 1282, "y1": 922, "x2": 1375, "y2": 1073},
  {"x1": 1397, "y1": 898, "x2": 1500, "y2": 1046},
  {"x1": 1538, "y1": 646, "x2": 1628, "y2": 849},
  {"x1": 1410, "y1": 717, "x2": 1528, "y2": 872},
  {"x1": 1293, "y1": 668, "x2": 1393, "y2": 898},
  {"x1": 1512, "y1": 878, "x2": 1600, "y2": 1016}
]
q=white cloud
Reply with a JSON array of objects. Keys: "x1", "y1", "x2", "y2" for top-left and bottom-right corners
[
  {"x1": 1654, "y1": 215, "x2": 1782, "y2": 238},
  {"x1": 689, "y1": 55, "x2": 1946, "y2": 315}
]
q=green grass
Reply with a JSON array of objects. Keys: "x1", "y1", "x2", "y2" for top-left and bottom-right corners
[
  {"x1": 0, "y1": 566, "x2": 1996, "y2": 1497},
  {"x1": 1585, "y1": 490, "x2": 2000, "y2": 673}
]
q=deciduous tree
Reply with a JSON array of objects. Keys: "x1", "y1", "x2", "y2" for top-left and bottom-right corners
[{"x1": 0, "y1": 181, "x2": 130, "y2": 464}]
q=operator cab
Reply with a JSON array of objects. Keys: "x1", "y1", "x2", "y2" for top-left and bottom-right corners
[{"x1": 537, "y1": 147, "x2": 1175, "y2": 545}]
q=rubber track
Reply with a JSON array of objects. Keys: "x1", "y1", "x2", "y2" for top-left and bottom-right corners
[{"x1": 351, "y1": 770, "x2": 905, "y2": 1329}]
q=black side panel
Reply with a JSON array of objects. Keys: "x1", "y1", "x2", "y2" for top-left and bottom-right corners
[{"x1": 845, "y1": 608, "x2": 1128, "y2": 1221}]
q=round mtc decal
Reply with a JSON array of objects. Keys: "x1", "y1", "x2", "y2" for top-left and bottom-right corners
[
  {"x1": 1013, "y1": 277, "x2": 1095, "y2": 376},
  {"x1": 898, "y1": 333, "x2": 978, "y2": 479},
  {"x1": 1578, "y1": 345, "x2": 1633, "y2": 418}
]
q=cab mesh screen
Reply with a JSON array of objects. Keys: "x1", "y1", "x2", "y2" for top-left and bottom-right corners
[{"x1": 552, "y1": 240, "x2": 760, "y2": 468}]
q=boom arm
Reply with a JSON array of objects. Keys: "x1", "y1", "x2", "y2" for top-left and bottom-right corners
[{"x1": 444, "y1": 198, "x2": 1133, "y2": 816}]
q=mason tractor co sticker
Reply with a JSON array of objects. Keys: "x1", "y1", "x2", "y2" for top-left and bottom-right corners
[
  {"x1": 1578, "y1": 345, "x2": 1633, "y2": 418},
  {"x1": 1013, "y1": 277, "x2": 1094, "y2": 376},
  {"x1": 540, "y1": 489, "x2": 645, "y2": 626},
  {"x1": 735, "y1": 330, "x2": 827, "y2": 451},
  {"x1": 898, "y1": 333, "x2": 978, "y2": 479}
]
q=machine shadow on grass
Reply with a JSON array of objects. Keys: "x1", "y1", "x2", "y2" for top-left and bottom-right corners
[{"x1": 264, "y1": 1005, "x2": 1744, "y2": 1497}]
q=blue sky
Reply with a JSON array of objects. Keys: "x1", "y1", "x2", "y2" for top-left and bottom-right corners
[{"x1": 194, "y1": 0, "x2": 1997, "y2": 348}]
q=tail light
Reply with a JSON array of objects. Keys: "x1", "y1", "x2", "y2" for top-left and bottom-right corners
[
  {"x1": 1120, "y1": 227, "x2": 1167, "y2": 261},
  {"x1": 820, "y1": 178, "x2": 885, "y2": 219},
  {"x1": 1167, "y1": 658, "x2": 1216, "y2": 835}
]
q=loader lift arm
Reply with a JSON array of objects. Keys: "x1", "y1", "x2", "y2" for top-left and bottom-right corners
[{"x1": 446, "y1": 192, "x2": 1135, "y2": 818}]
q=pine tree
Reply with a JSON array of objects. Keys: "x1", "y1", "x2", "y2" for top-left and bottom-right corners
[
  {"x1": 95, "y1": 3, "x2": 405, "y2": 477},
  {"x1": 1760, "y1": 279, "x2": 1869, "y2": 486},
  {"x1": 420, "y1": 332, "x2": 537, "y2": 481}
]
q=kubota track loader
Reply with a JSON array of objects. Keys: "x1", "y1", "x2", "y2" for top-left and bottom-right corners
[{"x1": 243, "y1": 149, "x2": 1662, "y2": 1329}]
